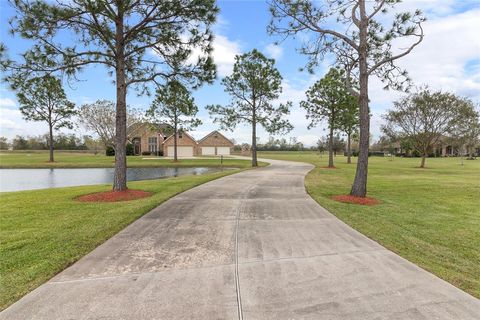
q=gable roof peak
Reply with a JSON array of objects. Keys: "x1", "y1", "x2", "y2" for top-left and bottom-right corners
[{"x1": 198, "y1": 130, "x2": 234, "y2": 145}]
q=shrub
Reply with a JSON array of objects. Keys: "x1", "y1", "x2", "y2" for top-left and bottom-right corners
[
  {"x1": 106, "y1": 144, "x2": 134, "y2": 156},
  {"x1": 105, "y1": 145, "x2": 115, "y2": 156},
  {"x1": 141, "y1": 151, "x2": 151, "y2": 156},
  {"x1": 126, "y1": 143, "x2": 134, "y2": 156}
]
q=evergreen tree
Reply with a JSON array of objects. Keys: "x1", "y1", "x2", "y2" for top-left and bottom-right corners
[
  {"x1": 15, "y1": 75, "x2": 75, "y2": 162},
  {"x1": 2, "y1": 0, "x2": 217, "y2": 190},
  {"x1": 206, "y1": 49, "x2": 292, "y2": 167},
  {"x1": 148, "y1": 80, "x2": 201, "y2": 162}
]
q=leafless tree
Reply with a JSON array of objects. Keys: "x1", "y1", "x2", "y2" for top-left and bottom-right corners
[{"x1": 79, "y1": 100, "x2": 144, "y2": 150}]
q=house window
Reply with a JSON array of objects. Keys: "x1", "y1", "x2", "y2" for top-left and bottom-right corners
[{"x1": 148, "y1": 137, "x2": 157, "y2": 153}]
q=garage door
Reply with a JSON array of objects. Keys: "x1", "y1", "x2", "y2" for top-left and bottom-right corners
[
  {"x1": 216, "y1": 147, "x2": 230, "y2": 155},
  {"x1": 201, "y1": 147, "x2": 215, "y2": 155},
  {"x1": 167, "y1": 146, "x2": 194, "y2": 157}
]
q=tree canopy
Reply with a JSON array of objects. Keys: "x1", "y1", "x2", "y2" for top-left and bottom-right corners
[
  {"x1": 301, "y1": 68, "x2": 355, "y2": 167},
  {"x1": 15, "y1": 75, "x2": 76, "y2": 162},
  {"x1": 2, "y1": 0, "x2": 218, "y2": 190},
  {"x1": 206, "y1": 49, "x2": 292, "y2": 167},
  {"x1": 79, "y1": 100, "x2": 143, "y2": 149},
  {"x1": 2, "y1": 0, "x2": 218, "y2": 89},
  {"x1": 269, "y1": 0, "x2": 425, "y2": 197},
  {"x1": 383, "y1": 88, "x2": 477, "y2": 167},
  {"x1": 148, "y1": 80, "x2": 201, "y2": 161}
]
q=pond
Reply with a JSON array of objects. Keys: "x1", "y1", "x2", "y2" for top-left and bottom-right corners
[{"x1": 0, "y1": 167, "x2": 228, "y2": 192}]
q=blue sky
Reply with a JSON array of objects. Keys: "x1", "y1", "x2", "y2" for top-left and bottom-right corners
[{"x1": 1, "y1": 0, "x2": 479, "y2": 146}]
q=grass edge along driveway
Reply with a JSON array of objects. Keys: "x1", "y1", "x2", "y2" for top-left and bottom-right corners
[
  {"x1": 258, "y1": 151, "x2": 480, "y2": 299},
  {"x1": 0, "y1": 166, "x2": 256, "y2": 310}
]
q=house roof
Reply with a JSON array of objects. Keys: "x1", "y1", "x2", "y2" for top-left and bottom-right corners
[
  {"x1": 128, "y1": 122, "x2": 172, "y2": 137},
  {"x1": 197, "y1": 130, "x2": 234, "y2": 145},
  {"x1": 163, "y1": 130, "x2": 197, "y2": 144}
]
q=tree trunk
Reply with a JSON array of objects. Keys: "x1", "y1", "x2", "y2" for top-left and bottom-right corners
[
  {"x1": 48, "y1": 123, "x2": 54, "y2": 162},
  {"x1": 350, "y1": 0, "x2": 369, "y2": 197},
  {"x1": 420, "y1": 153, "x2": 426, "y2": 168},
  {"x1": 251, "y1": 118, "x2": 258, "y2": 167},
  {"x1": 347, "y1": 132, "x2": 352, "y2": 164},
  {"x1": 173, "y1": 113, "x2": 178, "y2": 162},
  {"x1": 113, "y1": 10, "x2": 128, "y2": 191},
  {"x1": 328, "y1": 125, "x2": 334, "y2": 167}
]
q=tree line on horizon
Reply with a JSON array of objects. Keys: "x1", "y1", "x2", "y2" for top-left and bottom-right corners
[
  {"x1": 1, "y1": 0, "x2": 479, "y2": 197},
  {"x1": 0, "y1": 134, "x2": 97, "y2": 152}
]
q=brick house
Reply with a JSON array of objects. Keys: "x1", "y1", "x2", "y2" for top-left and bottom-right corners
[
  {"x1": 163, "y1": 130, "x2": 234, "y2": 157},
  {"x1": 197, "y1": 131, "x2": 234, "y2": 156},
  {"x1": 129, "y1": 123, "x2": 234, "y2": 157},
  {"x1": 162, "y1": 131, "x2": 198, "y2": 157},
  {"x1": 128, "y1": 122, "x2": 171, "y2": 156},
  {"x1": 375, "y1": 136, "x2": 479, "y2": 157}
]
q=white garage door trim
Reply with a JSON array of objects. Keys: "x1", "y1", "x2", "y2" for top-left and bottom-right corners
[
  {"x1": 201, "y1": 146, "x2": 215, "y2": 155},
  {"x1": 216, "y1": 147, "x2": 230, "y2": 155},
  {"x1": 167, "y1": 146, "x2": 194, "y2": 157}
]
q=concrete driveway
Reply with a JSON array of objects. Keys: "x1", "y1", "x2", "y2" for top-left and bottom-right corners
[{"x1": 2, "y1": 159, "x2": 479, "y2": 319}]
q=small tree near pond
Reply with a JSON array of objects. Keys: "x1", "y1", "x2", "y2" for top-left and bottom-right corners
[
  {"x1": 383, "y1": 88, "x2": 477, "y2": 168},
  {"x1": 147, "y1": 80, "x2": 201, "y2": 162},
  {"x1": 206, "y1": 49, "x2": 293, "y2": 167},
  {"x1": 15, "y1": 75, "x2": 76, "y2": 162}
]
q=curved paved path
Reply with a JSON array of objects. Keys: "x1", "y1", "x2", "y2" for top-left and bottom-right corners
[{"x1": 2, "y1": 159, "x2": 479, "y2": 319}]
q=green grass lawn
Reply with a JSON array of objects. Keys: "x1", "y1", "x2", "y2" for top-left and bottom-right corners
[
  {"x1": 0, "y1": 151, "x2": 252, "y2": 168},
  {"x1": 2, "y1": 151, "x2": 478, "y2": 309},
  {"x1": 259, "y1": 151, "x2": 480, "y2": 299},
  {"x1": 0, "y1": 168, "x2": 247, "y2": 310}
]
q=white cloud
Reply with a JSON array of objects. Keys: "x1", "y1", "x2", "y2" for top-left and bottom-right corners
[
  {"x1": 211, "y1": 34, "x2": 242, "y2": 77},
  {"x1": 394, "y1": 0, "x2": 468, "y2": 18},
  {"x1": 367, "y1": 7, "x2": 480, "y2": 139},
  {"x1": 0, "y1": 107, "x2": 81, "y2": 139},
  {"x1": 285, "y1": 2, "x2": 480, "y2": 141},
  {"x1": 0, "y1": 118, "x2": 19, "y2": 130},
  {"x1": 149, "y1": 33, "x2": 241, "y2": 79},
  {"x1": 0, "y1": 108, "x2": 39, "y2": 138},
  {"x1": 185, "y1": 34, "x2": 241, "y2": 77},
  {"x1": 265, "y1": 43, "x2": 283, "y2": 60},
  {"x1": 212, "y1": 15, "x2": 230, "y2": 34},
  {"x1": 0, "y1": 98, "x2": 16, "y2": 108},
  {"x1": 297, "y1": 134, "x2": 321, "y2": 146}
]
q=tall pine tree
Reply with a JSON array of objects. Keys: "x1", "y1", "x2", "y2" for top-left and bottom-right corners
[{"x1": 2, "y1": 0, "x2": 218, "y2": 190}]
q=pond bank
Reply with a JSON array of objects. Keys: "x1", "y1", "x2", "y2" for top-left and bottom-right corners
[{"x1": 0, "y1": 167, "x2": 231, "y2": 192}]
